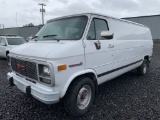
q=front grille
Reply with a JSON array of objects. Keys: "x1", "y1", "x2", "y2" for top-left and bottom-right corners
[{"x1": 11, "y1": 58, "x2": 38, "y2": 80}]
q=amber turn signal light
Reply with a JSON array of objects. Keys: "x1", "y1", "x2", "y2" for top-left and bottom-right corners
[{"x1": 58, "y1": 64, "x2": 67, "y2": 71}]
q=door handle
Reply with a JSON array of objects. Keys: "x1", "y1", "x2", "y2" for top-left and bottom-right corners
[
  {"x1": 108, "y1": 44, "x2": 114, "y2": 48},
  {"x1": 94, "y1": 40, "x2": 101, "y2": 50}
]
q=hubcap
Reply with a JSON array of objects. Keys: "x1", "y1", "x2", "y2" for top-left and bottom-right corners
[{"x1": 77, "y1": 85, "x2": 92, "y2": 110}]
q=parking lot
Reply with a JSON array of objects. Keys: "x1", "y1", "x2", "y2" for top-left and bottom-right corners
[{"x1": 0, "y1": 44, "x2": 160, "y2": 120}]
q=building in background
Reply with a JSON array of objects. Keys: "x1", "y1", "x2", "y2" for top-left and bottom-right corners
[
  {"x1": 0, "y1": 25, "x2": 43, "y2": 39},
  {"x1": 123, "y1": 15, "x2": 160, "y2": 42}
]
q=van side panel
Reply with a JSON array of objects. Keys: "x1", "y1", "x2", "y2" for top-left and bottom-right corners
[{"x1": 108, "y1": 18, "x2": 153, "y2": 72}]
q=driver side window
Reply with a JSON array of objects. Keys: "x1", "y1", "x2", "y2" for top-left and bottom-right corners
[{"x1": 87, "y1": 18, "x2": 109, "y2": 40}]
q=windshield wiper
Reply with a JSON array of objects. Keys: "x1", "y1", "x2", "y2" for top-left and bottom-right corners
[
  {"x1": 43, "y1": 34, "x2": 57, "y2": 38},
  {"x1": 32, "y1": 35, "x2": 38, "y2": 39},
  {"x1": 31, "y1": 35, "x2": 38, "y2": 41},
  {"x1": 43, "y1": 34, "x2": 60, "y2": 42}
]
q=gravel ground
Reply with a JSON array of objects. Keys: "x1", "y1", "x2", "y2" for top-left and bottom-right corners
[{"x1": 0, "y1": 44, "x2": 160, "y2": 120}]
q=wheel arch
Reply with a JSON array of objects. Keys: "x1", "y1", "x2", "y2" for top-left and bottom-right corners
[{"x1": 61, "y1": 69, "x2": 98, "y2": 98}]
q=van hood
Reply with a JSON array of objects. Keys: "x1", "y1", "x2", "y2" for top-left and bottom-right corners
[{"x1": 10, "y1": 41, "x2": 84, "y2": 61}]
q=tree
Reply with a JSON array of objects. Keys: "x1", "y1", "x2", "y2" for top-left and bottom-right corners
[{"x1": 23, "y1": 23, "x2": 34, "y2": 27}]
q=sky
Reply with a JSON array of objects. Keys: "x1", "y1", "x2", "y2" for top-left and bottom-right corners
[{"x1": 0, "y1": 0, "x2": 160, "y2": 28}]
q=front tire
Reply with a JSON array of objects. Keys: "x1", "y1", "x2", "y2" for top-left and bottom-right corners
[
  {"x1": 137, "y1": 59, "x2": 148, "y2": 76},
  {"x1": 64, "y1": 77, "x2": 95, "y2": 117},
  {"x1": 6, "y1": 52, "x2": 9, "y2": 63}
]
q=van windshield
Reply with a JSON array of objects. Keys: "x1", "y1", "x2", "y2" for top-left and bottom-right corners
[{"x1": 34, "y1": 16, "x2": 88, "y2": 41}]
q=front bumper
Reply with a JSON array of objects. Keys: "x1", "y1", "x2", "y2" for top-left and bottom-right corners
[{"x1": 7, "y1": 72, "x2": 59, "y2": 104}]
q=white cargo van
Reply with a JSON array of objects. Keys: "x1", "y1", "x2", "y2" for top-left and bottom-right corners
[{"x1": 7, "y1": 13, "x2": 153, "y2": 117}]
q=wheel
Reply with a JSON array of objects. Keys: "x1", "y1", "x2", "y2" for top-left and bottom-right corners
[
  {"x1": 64, "y1": 77, "x2": 95, "y2": 117},
  {"x1": 137, "y1": 59, "x2": 148, "y2": 76},
  {"x1": 6, "y1": 53, "x2": 10, "y2": 63}
]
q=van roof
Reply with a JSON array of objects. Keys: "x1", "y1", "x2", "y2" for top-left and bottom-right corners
[{"x1": 47, "y1": 13, "x2": 148, "y2": 28}]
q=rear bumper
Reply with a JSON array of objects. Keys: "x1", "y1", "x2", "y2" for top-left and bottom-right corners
[{"x1": 7, "y1": 72, "x2": 60, "y2": 104}]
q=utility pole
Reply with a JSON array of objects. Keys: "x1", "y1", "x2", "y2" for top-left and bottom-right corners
[
  {"x1": 38, "y1": 3, "x2": 46, "y2": 25},
  {"x1": 16, "y1": 12, "x2": 18, "y2": 27}
]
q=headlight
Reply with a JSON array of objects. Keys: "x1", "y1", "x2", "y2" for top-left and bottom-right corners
[
  {"x1": 39, "y1": 65, "x2": 50, "y2": 76},
  {"x1": 43, "y1": 66, "x2": 50, "y2": 76},
  {"x1": 38, "y1": 64, "x2": 51, "y2": 84}
]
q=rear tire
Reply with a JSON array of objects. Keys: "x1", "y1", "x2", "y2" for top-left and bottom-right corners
[
  {"x1": 137, "y1": 59, "x2": 148, "y2": 76},
  {"x1": 64, "y1": 77, "x2": 95, "y2": 117}
]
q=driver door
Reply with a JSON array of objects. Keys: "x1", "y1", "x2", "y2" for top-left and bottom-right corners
[{"x1": 84, "y1": 15, "x2": 114, "y2": 84}]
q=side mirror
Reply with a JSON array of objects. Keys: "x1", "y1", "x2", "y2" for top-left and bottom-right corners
[
  {"x1": 101, "y1": 31, "x2": 114, "y2": 39},
  {"x1": 0, "y1": 43, "x2": 6, "y2": 46}
]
